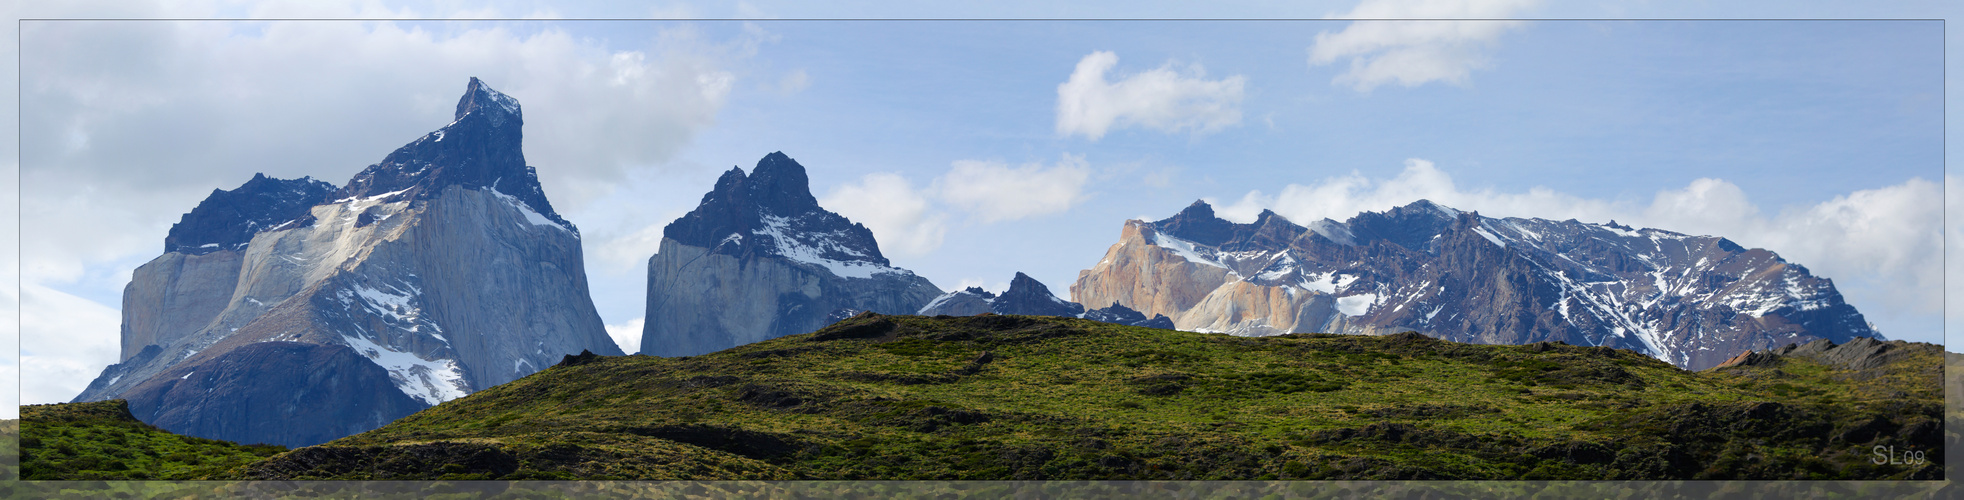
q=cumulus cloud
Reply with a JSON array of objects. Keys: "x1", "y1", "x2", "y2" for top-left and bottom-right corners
[
  {"x1": 935, "y1": 154, "x2": 1093, "y2": 223},
  {"x1": 605, "y1": 318, "x2": 645, "y2": 355},
  {"x1": 1215, "y1": 159, "x2": 1941, "y2": 343},
  {"x1": 1056, "y1": 51, "x2": 1245, "y2": 140},
  {"x1": 1308, "y1": 0, "x2": 1540, "y2": 91},
  {"x1": 821, "y1": 154, "x2": 1096, "y2": 257},
  {"x1": 1214, "y1": 159, "x2": 1615, "y2": 225},
  {"x1": 20, "y1": 20, "x2": 748, "y2": 287},
  {"x1": 821, "y1": 173, "x2": 949, "y2": 258},
  {"x1": 20, "y1": 284, "x2": 122, "y2": 405}
]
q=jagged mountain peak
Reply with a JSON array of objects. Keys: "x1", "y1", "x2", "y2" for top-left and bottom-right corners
[
  {"x1": 695, "y1": 152, "x2": 822, "y2": 217},
  {"x1": 665, "y1": 152, "x2": 890, "y2": 269},
  {"x1": 750, "y1": 151, "x2": 821, "y2": 214},
  {"x1": 1340, "y1": 200, "x2": 1467, "y2": 251},
  {"x1": 332, "y1": 78, "x2": 569, "y2": 233},
  {"x1": 453, "y1": 76, "x2": 522, "y2": 126},
  {"x1": 1153, "y1": 200, "x2": 1237, "y2": 247},
  {"x1": 164, "y1": 173, "x2": 338, "y2": 254}
]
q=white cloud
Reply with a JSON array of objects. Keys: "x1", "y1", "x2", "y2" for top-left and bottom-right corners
[
  {"x1": 1214, "y1": 158, "x2": 1615, "y2": 225},
  {"x1": 1056, "y1": 51, "x2": 1245, "y2": 140},
  {"x1": 605, "y1": 318, "x2": 645, "y2": 355},
  {"x1": 822, "y1": 172, "x2": 948, "y2": 257},
  {"x1": 935, "y1": 154, "x2": 1093, "y2": 223},
  {"x1": 1308, "y1": 0, "x2": 1540, "y2": 91},
  {"x1": 21, "y1": 284, "x2": 122, "y2": 405},
  {"x1": 1216, "y1": 159, "x2": 1942, "y2": 344},
  {"x1": 820, "y1": 154, "x2": 1095, "y2": 257},
  {"x1": 20, "y1": 21, "x2": 748, "y2": 286},
  {"x1": 593, "y1": 222, "x2": 670, "y2": 272}
]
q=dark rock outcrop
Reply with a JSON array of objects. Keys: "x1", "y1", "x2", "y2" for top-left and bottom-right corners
[
  {"x1": 121, "y1": 342, "x2": 425, "y2": 448},
  {"x1": 1082, "y1": 303, "x2": 1176, "y2": 330},
  {"x1": 164, "y1": 174, "x2": 337, "y2": 254},
  {"x1": 991, "y1": 272, "x2": 1085, "y2": 317}
]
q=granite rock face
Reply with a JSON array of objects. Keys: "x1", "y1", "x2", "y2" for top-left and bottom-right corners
[
  {"x1": 641, "y1": 152, "x2": 943, "y2": 357},
  {"x1": 75, "y1": 78, "x2": 622, "y2": 447},
  {"x1": 1072, "y1": 199, "x2": 1881, "y2": 370}
]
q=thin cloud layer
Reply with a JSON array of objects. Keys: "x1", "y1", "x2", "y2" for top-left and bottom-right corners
[
  {"x1": 1215, "y1": 159, "x2": 1941, "y2": 343},
  {"x1": 936, "y1": 154, "x2": 1093, "y2": 223},
  {"x1": 1056, "y1": 51, "x2": 1245, "y2": 140},
  {"x1": 1309, "y1": 0, "x2": 1540, "y2": 91}
]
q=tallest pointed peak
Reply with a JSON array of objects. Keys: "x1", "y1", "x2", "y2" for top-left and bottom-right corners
[
  {"x1": 748, "y1": 151, "x2": 817, "y2": 214},
  {"x1": 454, "y1": 77, "x2": 522, "y2": 126}
]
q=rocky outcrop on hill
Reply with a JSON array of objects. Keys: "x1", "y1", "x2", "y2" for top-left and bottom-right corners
[
  {"x1": 641, "y1": 152, "x2": 943, "y2": 357},
  {"x1": 1072, "y1": 199, "x2": 1881, "y2": 370},
  {"x1": 73, "y1": 78, "x2": 622, "y2": 447},
  {"x1": 1716, "y1": 337, "x2": 1925, "y2": 373}
]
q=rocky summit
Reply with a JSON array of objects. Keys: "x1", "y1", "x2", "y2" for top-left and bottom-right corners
[
  {"x1": 1071, "y1": 199, "x2": 1880, "y2": 370},
  {"x1": 73, "y1": 78, "x2": 623, "y2": 448},
  {"x1": 641, "y1": 152, "x2": 944, "y2": 357}
]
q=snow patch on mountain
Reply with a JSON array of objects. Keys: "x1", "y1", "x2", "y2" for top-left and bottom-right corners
[
  {"x1": 754, "y1": 214, "x2": 902, "y2": 279},
  {"x1": 486, "y1": 185, "x2": 570, "y2": 233},
  {"x1": 1336, "y1": 294, "x2": 1377, "y2": 316},
  {"x1": 1150, "y1": 231, "x2": 1228, "y2": 269},
  {"x1": 341, "y1": 334, "x2": 468, "y2": 406}
]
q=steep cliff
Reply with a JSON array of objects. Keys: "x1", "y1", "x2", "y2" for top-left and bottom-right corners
[
  {"x1": 1072, "y1": 199, "x2": 1881, "y2": 370},
  {"x1": 74, "y1": 78, "x2": 622, "y2": 447},
  {"x1": 641, "y1": 152, "x2": 943, "y2": 357}
]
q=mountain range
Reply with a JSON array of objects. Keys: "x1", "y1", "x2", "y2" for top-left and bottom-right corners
[
  {"x1": 1072, "y1": 200, "x2": 1879, "y2": 370},
  {"x1": 57, "y1": 78, "x2": 1894, "y2": 454}
]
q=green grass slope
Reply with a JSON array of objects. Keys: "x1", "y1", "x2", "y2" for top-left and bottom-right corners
[
  {"x1": 20, "y1": 400, "x2": 285, "y2": 480},
  {"x1": 223, "y1": 313, "x2": 1938, "y2": 480}
]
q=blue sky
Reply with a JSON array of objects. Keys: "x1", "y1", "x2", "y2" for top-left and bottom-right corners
[{"x1": 7, "y1": 2, "x2": 1957, "y2": 410}]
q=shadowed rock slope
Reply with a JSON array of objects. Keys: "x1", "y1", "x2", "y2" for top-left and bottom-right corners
[{"x1": 206, "y1": 315, "x2": 1934, "y2": 480}]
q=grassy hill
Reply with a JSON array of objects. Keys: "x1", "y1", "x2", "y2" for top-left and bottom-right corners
[
  {"x1": 204, "y1": 313, "x2": 1938, "y2": 480},
  {"x1": 19, "y1": 400, "x2": 285, "y2": 480}
]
